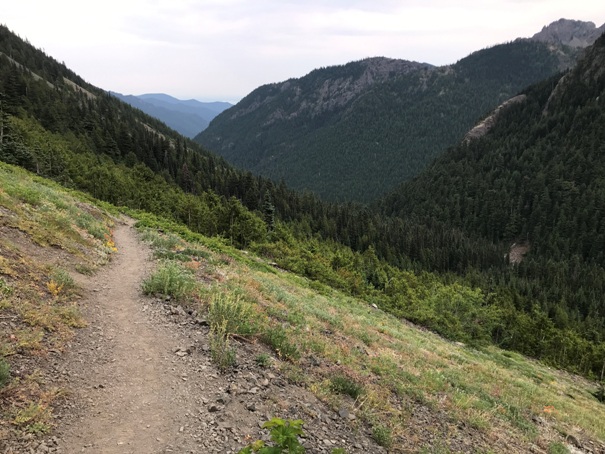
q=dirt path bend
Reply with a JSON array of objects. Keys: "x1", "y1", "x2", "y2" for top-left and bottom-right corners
[
  {"x1": 57, "y1": 221, "x2": 207, "y2": 454},
  {"x1": 53, "y1": 221, "x2": 380, "y2": 454}
]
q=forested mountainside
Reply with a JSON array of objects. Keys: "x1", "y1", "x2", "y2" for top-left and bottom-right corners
[
  {"x1": 111, "y1": 92, "x2": 231, "y2": 138},
  {"x1": 1, "y1": 23, "x2": 605, "y2": 379},
  {"x1": 195, "y1": 21, "x2": 592, "y2": 202},
  {"x1": 382, "y1": 31, "x2": 605, "y2": 355}
]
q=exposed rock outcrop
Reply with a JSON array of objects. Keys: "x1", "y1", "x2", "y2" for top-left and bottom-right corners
[
  {"x1": 464, "y1": 94, "x2": 527, "y2": 142},
  {"x1": 530, "y1": 18, "x2": 605, "y2": 49}
]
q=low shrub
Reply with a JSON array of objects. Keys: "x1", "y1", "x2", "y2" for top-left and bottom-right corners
[
  {"x1": 262, "y1": 326, "x2": 300, "y2": 362},
  {"x1": 142, "y1": 261, "x2": 196, "y2": 300},
  {"x1": 0, "y1": 357, "x2": 10, "y2": 388},
  {"x1": 330, "y1": 374, "x2": 364, "y2": 399},
  {"x1": 208, "y1": 293, "x2": 257, "y2": 337}
]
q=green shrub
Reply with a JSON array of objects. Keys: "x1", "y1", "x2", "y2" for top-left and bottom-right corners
[
  {"x1": 262, "y1": 326, "x2": 300, "y2": 362},
  {"x1": 0, "y1": 358, "x2": 10, "y2": 387},
  {"x1": 210, "y1": 319, "x2": 237, "y2": 370},
  {"x1": 139, "y1": 228, "x2": 182, "y2": 251},
  {"x1": 142, "y1": 261, "x2": 196, "y2": 300},
  {"x1": 238, "y1": 418, "x2": 305, "y2": 454},
  {"x1": 255, "y1": 353, "x2": 272, "y2": 368},
  {"x1": 238, "y1": 418, "x2": 344, "y2": 454},
  {"x1": 208, "y1": 293, "x2": 257, "y2": 337},
  {"x1": 0, "y1": 278, "x2": 12, "y2": 297},
  {"x1": 548, "y1": 442, "x2": 570, "y2": 454},
  {"x1": 330, "y1": 374, "x2": 364, "y2": 399},
  {"x1": 51, "y1": 268, "x2": 75, "y2": 292},
  {"x1": 371, "y1": 424, "x2": 393, "y2": 448}
]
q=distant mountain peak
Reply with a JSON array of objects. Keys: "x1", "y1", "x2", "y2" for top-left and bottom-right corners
[{"x1": 531, "y1": 18, "x2": 605, "y2": 49}]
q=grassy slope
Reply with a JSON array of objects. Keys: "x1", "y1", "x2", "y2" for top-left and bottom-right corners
[
  {"x1": 0, "y1": 162, "x2": 117, "y2": 440},
  {"x1": 136, "y1": 215, "x2": 605, "y2": 453},
  {"x1": 1, "y1": 163, "x2": 604, "y2": 452}
]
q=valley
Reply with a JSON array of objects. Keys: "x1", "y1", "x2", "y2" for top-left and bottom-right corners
[{"x1": 1, "y1": 17, "x2": 605, "y2": 454}]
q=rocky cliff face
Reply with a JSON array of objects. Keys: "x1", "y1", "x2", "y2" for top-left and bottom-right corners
[
  {"x1": 531, "y1": 18, "x2": 605, "y2": 48},
  {"x1": 230, "y1": 57, "x2": 433, "y2": 121}
]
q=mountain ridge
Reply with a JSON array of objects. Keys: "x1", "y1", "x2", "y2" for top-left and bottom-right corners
[
  {"x1": 531, "y1": 18, "x2": 605, "y2": 49},
  {"x1": 3, "y1": 22, "x2": 605, "y2": 453},
  {"x1": 196, "y1": 19, "x2": 598, "y2": 202},
  {"x1": 111, "y1": 92, "x2": 232, "y2": 138}
]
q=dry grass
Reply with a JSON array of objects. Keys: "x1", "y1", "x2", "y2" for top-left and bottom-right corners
[{"x1": 0, "y1": 162, "x2": 116, "y2": 437}]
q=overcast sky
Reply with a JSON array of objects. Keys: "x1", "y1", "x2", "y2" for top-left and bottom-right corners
[{"x1": 2, "y1": 1, "x2": 604, "y2": 103}]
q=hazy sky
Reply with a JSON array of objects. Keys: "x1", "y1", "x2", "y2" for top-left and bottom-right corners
[{"x1": 2, "y1": 1, "x2": 604, "y2": 102}]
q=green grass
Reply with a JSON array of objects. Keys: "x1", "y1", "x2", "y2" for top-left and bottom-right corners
[
  {"x1": 371, "y1": 424, "x2": 393, "y2": 448},
  {"x1": 255, "y1": 353, "x2": 272, "y2": 368},
  {"x1": 262, "y1": 326, "x2": 300, "y2": 362},
  {"x1": 130, "y1": 213, "x2": 605, "y2": 451},
  {"x1": 209, "y1": 319, "x2": 237, "y2": 370},
  {"x1": 0, "y1": 357, "x2": 10, "y2": 388},
  {"x1": 141, "y1": 260, "x2": 197, "y2": 300},
  {"x1": 330, "y1": 374, "x2": 364, "y2": 399},
  {"x1": 50, "y1": 267, "x2": 76, "y2": 293},
  {"x1": 208, "y1": 293, "x2": 258, "y2": 337}
]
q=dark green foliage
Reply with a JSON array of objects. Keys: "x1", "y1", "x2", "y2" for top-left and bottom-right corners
[
  {"x1": 197, "y1": 41, "x2": 564, "y2": 202},
  {"x1": 371, "y1": 425, "x2": 392, "y2": 448},
  {"x1": 595, "y1": 382, "x2": 605, "y2": 403},
  {"x1": 238, "y1": 418, "x2": 306, "y2": 454},
  {"x1": 329, "y1": 375, "x2": 364, "y2": 399},
  {"x1": 381, "y1": 34, "x2": 605, "y2": 374},
  {"x1": 2, "y1": 23, "x2": 605, "y2": 380}
]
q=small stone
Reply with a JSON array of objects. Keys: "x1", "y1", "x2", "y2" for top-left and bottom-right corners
[
  {"x1": 566, "y1": 435, "x2": 582, "y2": 448},
  {"x1": 216, "y1": 395, "x2": 229, "y2": 404},
  {"x1": 246, "y1": 402, "x2": 257, "y2": 412},
  {"x1": 208, "y1": 404, "x2": 221, "y2": 412}
]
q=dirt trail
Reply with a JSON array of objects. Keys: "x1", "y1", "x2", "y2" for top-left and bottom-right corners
[
  {"x1": 58, "y1": 221, "x2": 205, "y2": 453},
  {"x1": 52, "y1": 221, "x2": 379, "y2": 454}
]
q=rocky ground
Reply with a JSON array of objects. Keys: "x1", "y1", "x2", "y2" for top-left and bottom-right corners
[{"x1": 7, "y1": 221, "x2": 383, "y2": 454}]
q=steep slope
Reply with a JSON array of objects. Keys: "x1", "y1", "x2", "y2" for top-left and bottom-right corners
[
  {"x1": 195, "y1": 20, "x2": 597, "y2": 202},
  {"x1": 3, "y1": 163, "x2": 604, "y2": 454},
  {"x1": 2, "y1": 21, "x2": 605, "y2": 387},
  {"x1": 381, "y1": 31, "x2": 605, "y2": 342},
  {"x1": 111, "y1": 92, "x2": 231, "y2": 138}
]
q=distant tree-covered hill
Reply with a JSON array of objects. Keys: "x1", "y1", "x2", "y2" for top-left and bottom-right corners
[
  {"x1": 195, "y1": 20, "x2": 599, "y2": 202},
  {"x1": 111, "y1": 92, "x2": 231, "y2": 138}
]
